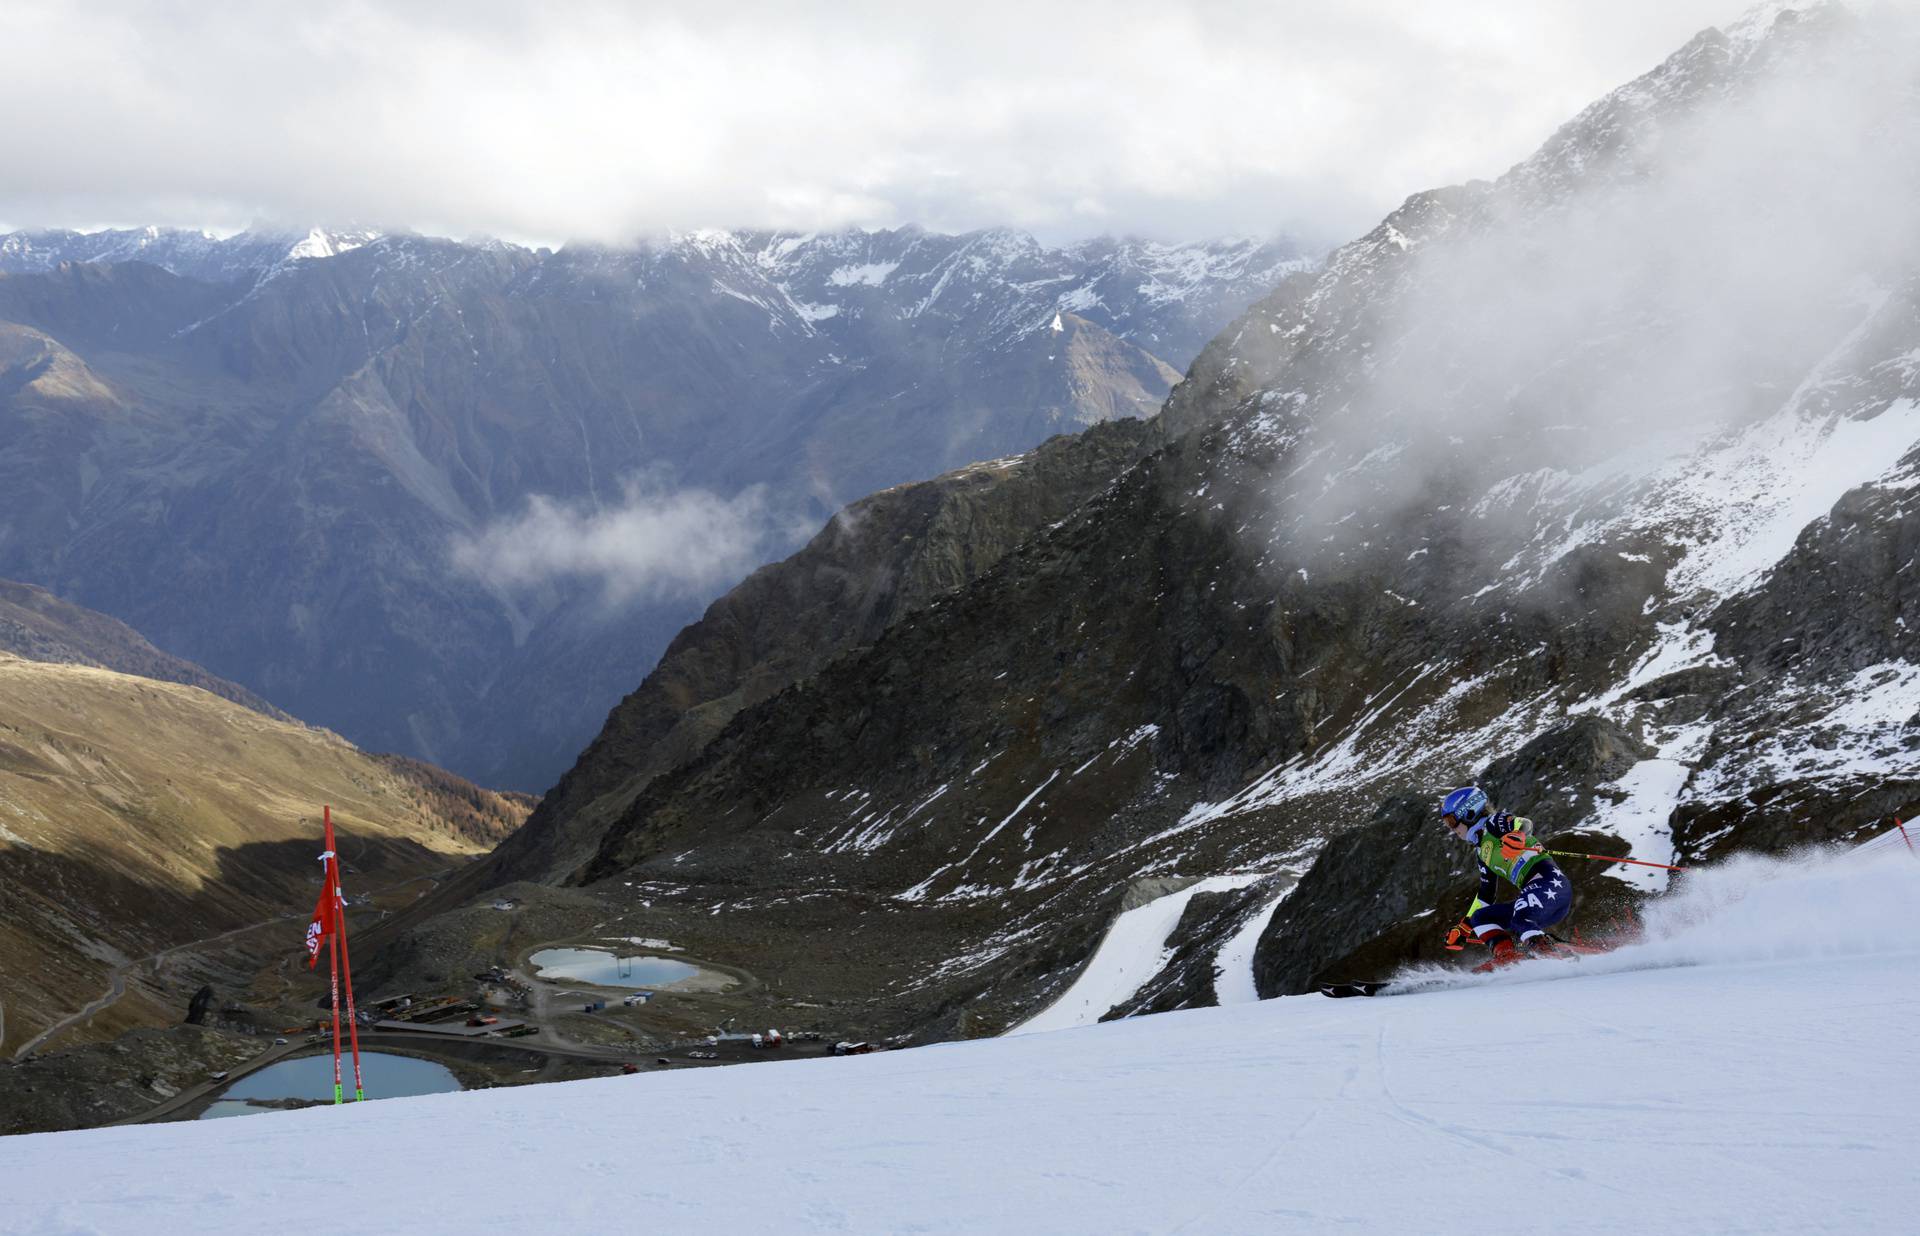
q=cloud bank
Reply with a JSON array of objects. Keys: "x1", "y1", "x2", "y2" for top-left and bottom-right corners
[
  {"x1": 2, "y1": 0, "x2": 1750, "y2": 245},
  {"x1": 452, "y1": 479, "x2": 780, "y2": 605}
]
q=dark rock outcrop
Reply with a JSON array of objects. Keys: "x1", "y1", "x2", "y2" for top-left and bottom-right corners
[
  {"x1": 1250, "y1": 796, "x2": 1472, "y2": 998},
  {"x1": 183, "y1": 985, "x2": 215, "y2": 1026},
  {"x1": 489, "y1": 418, "x2": 1157, "y2": 885},
  {"x1": 1479, "y1": 716, "x2": 1655, "y2": 829}
]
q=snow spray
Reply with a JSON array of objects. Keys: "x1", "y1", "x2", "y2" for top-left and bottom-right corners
[{"x1": 1381, "y1": 845, "x2": 1918, "y2": 996}]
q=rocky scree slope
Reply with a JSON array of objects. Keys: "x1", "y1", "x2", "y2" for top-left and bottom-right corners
[
  {"x1": 424, "y1": 3, "x2": 1920, "y2": 1039},
  {"x1": 0, "y1": 226, "x2": 1305, "y2": 790},
  {"x1": 484, "y1": 417, "x2": 1160, "y2": 889}
]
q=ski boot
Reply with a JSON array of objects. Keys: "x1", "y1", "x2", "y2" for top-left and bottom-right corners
[
  {"x1": 1473, "y1": 932, "x2": 1521, "y2": 973},
  {"x1": 1524, "y1": 934, "x2": 1570, "y2": 959}
]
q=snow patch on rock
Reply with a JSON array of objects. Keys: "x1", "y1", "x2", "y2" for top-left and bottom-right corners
[{"x1": 1009, "y1": 873, "x2": 1264, "y2": 1034}]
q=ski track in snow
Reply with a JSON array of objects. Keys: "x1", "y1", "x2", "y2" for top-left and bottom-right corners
[
  {"x1": 6, "y1": 853, "x2": 1915, "y2": 1235},
  {"x1": 1211, "y1": 882, "x2": 1297, "y2": 1005},
  {"x1": 1008, "y1": 873, "x2": 1264, "y2": 1035}
]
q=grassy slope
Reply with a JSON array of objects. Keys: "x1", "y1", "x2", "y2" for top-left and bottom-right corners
[{"x1": 0, "y1": 653, "x2": 529, "y2": 1053}]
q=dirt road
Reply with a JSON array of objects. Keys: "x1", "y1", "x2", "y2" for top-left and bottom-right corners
[
  {"x1": 16, "y1": 861, "x2": 448, "y2": 1061},
  {"x1": 12, "y1": 913, "x2": 300, "y2": 1061}
]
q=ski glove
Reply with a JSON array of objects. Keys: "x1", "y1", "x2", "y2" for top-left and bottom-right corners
[
  {"x1": 1500, "y1": 831, "x2": 1532, "y2": 860},
  {"x1": 1444, "y1": 919, "x2": 1475, "y2": 950}
]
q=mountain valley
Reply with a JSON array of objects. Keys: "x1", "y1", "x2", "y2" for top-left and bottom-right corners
[{"x1": 0, "y1": 225, "x2": 1305, "y2": 789}]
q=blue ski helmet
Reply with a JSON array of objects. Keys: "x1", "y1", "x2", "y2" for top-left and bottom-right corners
[{"x1": 1440, "y1": 785, "x2": 1488, "y2": 825}]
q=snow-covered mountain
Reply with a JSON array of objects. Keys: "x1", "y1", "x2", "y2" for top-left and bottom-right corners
[
  {"x1": 0, "y1": 222, "x2": 1308, "y2": 789},
  {"x1": 0, "y1": 225, "x2": 381, "y2": 287},
  {"x1": 582, "y1": 226, "x2": 1311, "y2": 364},
  {"x1": 7, "y1": 848, "x2": 1914, "y2": 1232},
  {"x1": 403, "y1": 0, "x2": 1920, "y2": 1047},
  {"x1": 0, "y1": 224, "x2": 1305, "y2": 365}
]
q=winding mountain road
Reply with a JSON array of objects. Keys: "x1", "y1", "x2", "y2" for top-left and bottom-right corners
[
  {"x1": 13, "y1": 859, "x2": 450, "y2": 1061},
  {"x1": 11, "y1": 912, "x2": 301, "y2": 1061}
]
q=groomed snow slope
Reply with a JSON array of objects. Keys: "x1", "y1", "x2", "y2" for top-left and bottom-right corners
[{"x1": 7, "y1": 853, "x2": 1915, "y2": 1235}]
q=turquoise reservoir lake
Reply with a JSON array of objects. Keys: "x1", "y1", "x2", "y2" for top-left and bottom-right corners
[{"x1": 200, "y1": 1051, "x2": 460, "y2": 1119}]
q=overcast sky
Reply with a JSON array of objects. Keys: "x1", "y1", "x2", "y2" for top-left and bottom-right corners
[{"x1": 3, "y1": 0, "x2": 1758, "y2": 247}]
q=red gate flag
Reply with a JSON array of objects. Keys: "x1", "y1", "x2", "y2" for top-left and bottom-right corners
[{"x1": 305, "y1": 883, "x2": 334, "y2": 969}]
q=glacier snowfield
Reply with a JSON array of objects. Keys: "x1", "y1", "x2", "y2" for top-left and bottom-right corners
[{"x1": 5, "y1": 849, "x2": 1914, "y2": 1234}]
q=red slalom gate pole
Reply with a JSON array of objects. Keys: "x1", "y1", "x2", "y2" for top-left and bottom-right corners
[
  {"x1": 326, "y1": 861, "x2": 344, "y2": 1106},
  {"x1": 325, "y1": 805, "x2": 367, "y2": 1102},
  {"x1": 1898, "y1": 819, "x2": 1914, "y2": 855}
]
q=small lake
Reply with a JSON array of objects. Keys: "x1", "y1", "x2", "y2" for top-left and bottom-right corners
[
  {"x1": 529, "y1": 947, "x2": 701, "y2": 987},
  {"x1": 200, "y1": 1051, "x2": 460, "y2": 1119}
]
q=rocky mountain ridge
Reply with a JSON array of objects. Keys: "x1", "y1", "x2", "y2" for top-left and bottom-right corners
[
  {"x1": 0, "y1": 224, "x2": 1304, "y2": 378},
  {"x1": 0, "y1": 577, "x2": 290, "y2": 720},
  {"x1": 0, "y1": 225, "x2": 382, "y2": 290},
  {"x1": 487, "y1": 417, "x2": 1160, "y2": 889}
]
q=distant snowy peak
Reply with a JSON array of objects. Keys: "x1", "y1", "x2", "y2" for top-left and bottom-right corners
[
  {"x1": 688, "y1": 226, "x2": 1308, "y2": 293},
  {"x1": 281, "y1": 226, "x2": 380, "y2": 262},
  {"x1": 596, "y1": 226, "x2": 1315, "y2": 359},
  {"x1": 1724, "y1": 0, "x2": 1840, "y2": 52},
  {"x1": 1066, "y1": 235, "x2": 1312, "y2": 299},
  {"x1": 0, "y1": 221, "x2": 1313, "y2": 369},
  {"x1": 1506, "y1": 0, "x2": 1852, "y2": 203},
  {"x1": 826, "y1": 260, "x2": 901, "y2": 287},
  {"x1": 0, "y1": 226, "x2": 217, "y2": 274},
  {"x1": 0, "y1": 224, "x2": 385, "y2": 286}
]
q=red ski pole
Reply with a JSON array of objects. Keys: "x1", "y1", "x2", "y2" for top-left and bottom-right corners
[
  {"x1": 1541, "y1": 848, "x2": 1689, "y2": 872},
  {"x1": 326, "y1": 867, "x2": 344, "y2": 1106},
  {"x1": 325, "y1": 806, "x2": 367, "y2": 1102}
]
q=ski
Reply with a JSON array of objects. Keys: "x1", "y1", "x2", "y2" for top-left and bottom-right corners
[{"x1": 1319, "y1": 981, "x2": 1388, "y2": 999}]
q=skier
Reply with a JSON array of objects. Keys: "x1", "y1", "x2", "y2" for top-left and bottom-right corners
[{"x1": 1438, "y1": 786, "x2": 1572, "y2": 967}]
